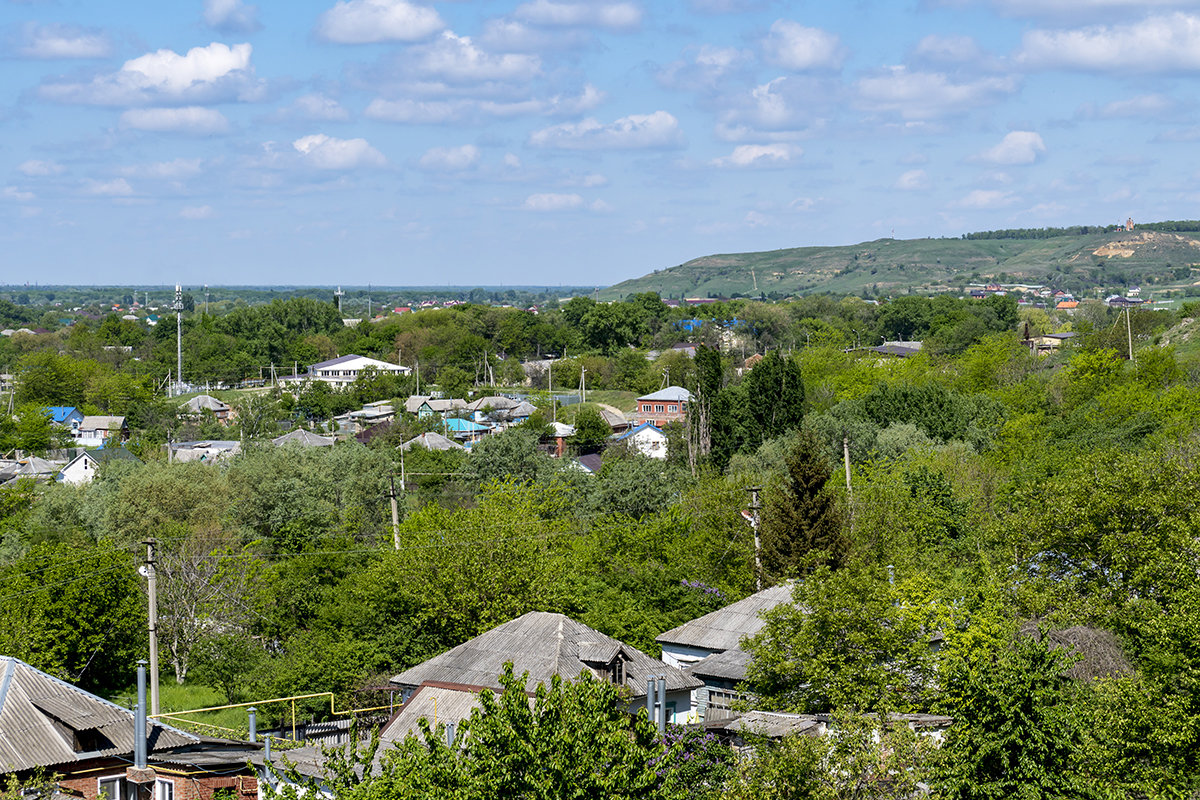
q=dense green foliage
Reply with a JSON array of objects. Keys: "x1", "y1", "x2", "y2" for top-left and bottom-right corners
[{"x1": 4, "y1": 288, "x2": 1200, "y2": 795}]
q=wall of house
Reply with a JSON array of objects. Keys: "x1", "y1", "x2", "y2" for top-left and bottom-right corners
[
  {"x1": 659, "y1": 642, "x2": 719, "y2": 669},
  {"x1": 59, "y1": 770, "x2": 258, "y2": 800}
]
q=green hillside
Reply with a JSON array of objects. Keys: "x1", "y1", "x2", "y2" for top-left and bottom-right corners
[{"x1": 603, "y1": 229, "x2": 1200, "y2": 299}]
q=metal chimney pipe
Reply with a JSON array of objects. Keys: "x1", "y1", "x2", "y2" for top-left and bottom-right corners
[
  {"x1": 264, "y1": 736, "x2": 271, "y2": 761},
  {"x1": 248, "y1": 707, "x2": 257, "y2": 743},
  {"x1": 135, "y1": 660, "x2": 148, "y2": 769},
  {"x1": 656, "y1": 676, "x2": 667, "y2": 732},
  {"x1": 646, "y1": 676, "x2": 656, "y2": 721}
]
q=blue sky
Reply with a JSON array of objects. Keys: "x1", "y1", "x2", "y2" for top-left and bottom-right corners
[{"x1": 3, "y1": 0, "x2": 1200, "y2": 287}]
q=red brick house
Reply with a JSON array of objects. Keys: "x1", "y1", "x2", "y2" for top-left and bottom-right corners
[
  {"x1": 0, "y1": 657, "x2": 260, "y2": 800},
  {"x1": 634, "y1": 386, "x2": 692, "y2": 426}
]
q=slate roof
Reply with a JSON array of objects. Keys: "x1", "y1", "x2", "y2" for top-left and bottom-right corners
[
  {"x1": 400, "y1": 432, "x2": 464, "y2": 451},
  {"x1": 466, "y1": 396, "x2": 518, "y2": 412},
  {"x1": 272, "y1": 429, "x2": 335, "y2": 447},
  {"x1": 685, "y1": 646, "x2": 753, "y2": 682},
  {"x1": 390, "y1": 612, "x2": 701, "y2": 698},
  {"x1": 379, "y1": 684, "x2": 486, "y2": 745},
  {"x1": 180, "y1": 395, "x2": 231, "y2": 414},
  {"x1": 79, "y1": 416, "x2": 126, "y2": 431},
  {"x1": 637, "y1": 386, "x2": 693, "y2": 403},
  {"x1": 656, "y1": 582, "x2": 795, "y2": 654},
  {"x1": 0, "y1": 656, "x2": 198, "y2": 771}
]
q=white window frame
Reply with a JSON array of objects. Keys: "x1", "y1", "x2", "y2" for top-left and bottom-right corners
[
  {"x1": 155, "y1": 778, "x2": 174, "y2": 800},
  {"x1": 98, "y1": 776, "x2": 128, "y2": 800}
]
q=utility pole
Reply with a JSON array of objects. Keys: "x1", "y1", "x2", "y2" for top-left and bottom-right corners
[
  {"x1": 334, "y1": 286, "x2": 344, "y2": 315},
  {"x1": 843, "y1": 433, "x2": 854, "y2": 532},
  {"x1": 203, "y1": 285, "x2": 209, "y2": 316},
  {"x1": 386, "y1": 474, "x2": 401, "y2": 550},
  {"x1": 1126, "y1": 306, "x2": 1135, "y2": 365},
  {"x1": 580, "y1": 367, "x2": 586, "y2": 404},
  {"x1": 171, "y1": 285, "x2": 184, "y2": 396},
  {"x1": 746, "y1": 486, "x2": 762, "y2": 591},
  {"x1": 143, "y1": 539, "x2": 160, "y2": 716}
]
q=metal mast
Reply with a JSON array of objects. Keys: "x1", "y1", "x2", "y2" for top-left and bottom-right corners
[
  {"x1": 334, "y1": 286, "x2": 345, "y2": 315},
  {"x1": 171, "y1": 285, "x2": 184, "y2": 396}
]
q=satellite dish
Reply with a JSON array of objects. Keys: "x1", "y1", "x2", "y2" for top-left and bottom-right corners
[{"x1": 137, "y1": 565, "x2": 151, "y2": 578}]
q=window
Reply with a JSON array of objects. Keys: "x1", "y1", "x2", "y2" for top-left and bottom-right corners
[
  {"x1": 655, "y1": 405, "x2": 664, "y2": 413},
  {"x1": 156, "y1": 780, "x2": 174, "y2": 800},
  {"x1": 666, "y1": 701, "x2": 677, "y2": 722},
  {"x1": 98, "y1": 777, "x2": 129, "y2": 800},
  {"x1": 668, "y1": 405, "x2": 678, "y2": 413}
]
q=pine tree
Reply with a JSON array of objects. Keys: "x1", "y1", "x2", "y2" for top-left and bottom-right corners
[{"x1": 760, "y1": 430, "x2": 847, "y2": 581}]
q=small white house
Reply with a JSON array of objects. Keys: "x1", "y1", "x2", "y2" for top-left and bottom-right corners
[
  {"x1": 289, "y1": 354, "x2": 410, "y2": 387},
  {"x1": 613, "y1": 422, "x2": 669, "y2": 459},
  {"x1": 58, "y1": 447, "x2": 142, "y2": 486}
]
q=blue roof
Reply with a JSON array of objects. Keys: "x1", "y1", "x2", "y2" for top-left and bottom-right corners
[
  {"x1": 614, "y1": 422, "x2": 664, "y2": 441},
  {"x1": 444, "y1": 417, "x2": 491, "y2": 432},
  {"x1": 47, "y1": 406, "x2": 80, "y2": 424}
]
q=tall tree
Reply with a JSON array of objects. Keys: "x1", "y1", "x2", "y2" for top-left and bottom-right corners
[
  {"x1": 935, "y1": 633, "x2": 1098, "y2": 800},
  {"x1": 759, "y1": 430, "x2": 846, "y2": 580}
]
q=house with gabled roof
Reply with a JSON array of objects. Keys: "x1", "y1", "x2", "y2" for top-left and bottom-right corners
[
  {"x1": 48, "y1": 406, "x2": 84, "y2": 435},
  {"x1": 0, "y1": 656, "x2": 260, "y2": 800},
  {"x1": 75, "y1": 416, "x2": 128, "y2": 447},
  {"x1": 179, "y1": 395, "x2": 234, "y2": 425},
  {"x1": 613, "y1": 422, "x2": 668, "y2": 459},
  {"x1": 388, "y1": 611, "x2": 703, "y2": 734},
  {"x1": 58, "y1": 447, "x2": 142, "y2": 486},
  {"x1": 656, "y1": 582, "x2": 795, "y2": 721}
]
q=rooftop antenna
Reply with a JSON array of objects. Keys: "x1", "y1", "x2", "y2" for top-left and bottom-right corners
[
  {"x1": 334, "y1": 286, "x2": 345, "y2": 315},
  {"x1": 171, "y1": 284, "x2": 184, "y2": 397}
]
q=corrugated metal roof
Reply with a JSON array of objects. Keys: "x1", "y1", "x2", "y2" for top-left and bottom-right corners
[
  {"x1": 656, "y1": 582, "x2": 795, "y2": 653},
  {"x1": 272, "y1": 429, "x2": 335, "y2": 447},
  {"x1": 389, "y1": 612, "x2": 700, "y2": 698},
  {"x1": 0, "y1": 657, "x2": 199, "y2": 772}
]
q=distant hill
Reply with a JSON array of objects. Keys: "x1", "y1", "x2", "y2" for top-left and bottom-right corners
[{"x1": 602, "y1": 228, "x2": 1200, "y2": 300}]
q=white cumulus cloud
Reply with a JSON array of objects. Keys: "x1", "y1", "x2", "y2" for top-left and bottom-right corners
[
  {"x1": 118, "y1": 159, "x2": 204, "y2": 179},
  {"x1": 17, "y1": 160, "x2": 65, "y2": 177},
  {"x1": 1018, "y1": 13, "x2": 1200, "y2": 72},
  {"x1": 417, "y1": 144, "x2": 480, "y2": 171},
  {"x1": 16, "y1": 23, "x2": 111, "y2": 59},
  {"x1": 957, "y1": 189, "x2": 1017, "y2": 209},
  {"x1": 180, "y1": 205, "x2": 214, "y2": 219},
  {"x1": 523, "y1": 192, "x2": 585, "y2": 210},
  {"x1": 120, "y1": 107, "x2": 230, "y2": 133},
  {"x1": 412, "y1": 32, "x2": 541, "y2": 83},
  {"x1": 513, "y1": 0, "x2": 642, "y2": 30},
  {"x1": 41, "y1": 41, "x2": 260, "y2": 105},
  {"x1": 286, "y1": 93, "x2": 350, "y2": 121},
  {"x1": 293, "y1": 133, "x2": 386, "y2": 169},
  {"x1": 204, "y1": 0, "x2": 261, "y2": 33},
  {"x1": 977, "y1": 131, "x2": 1045, "y2": 164},
  {"x1": 762, "y1": 20, "x2": 843, "y2": 70},
  {"x1": 855, "y1": 67, "x2": 1018, "y2": 119},
  {"x1": 84, "y1": 178, "x2": 134, "y2": 196},
  {"x1": 711, "y1": 143, "x2": 801, "y2": 167},
  {"x1": 3, "y1": 187, "x2": 35, "y2": 202},
  {"x1": 529, "y1": 110, "x2": 683, "y2": 150},
  {"x1": 894, "y1": 169, "x2": 930, "y2": 190},
  {"x1": 316, "y1": 0, "x2": 444, "y2": 43}
]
